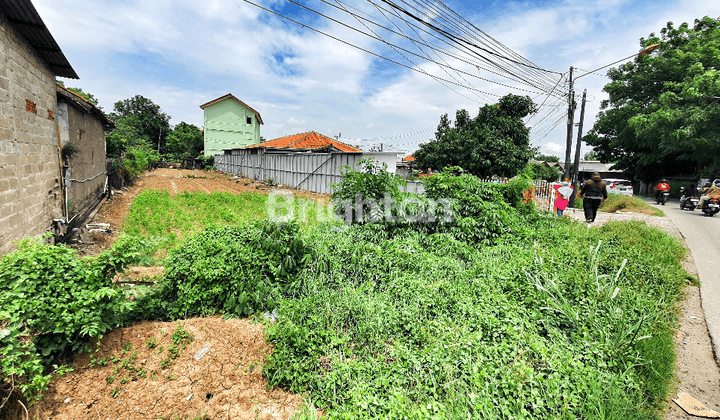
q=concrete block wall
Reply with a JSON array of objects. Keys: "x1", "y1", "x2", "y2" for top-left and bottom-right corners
[
  {"x1": 0, "y1": 15, "x2": 63, "y2": 257},
  {"x1": 59, "y1": 99, "x2": 107, "y2": 221}
]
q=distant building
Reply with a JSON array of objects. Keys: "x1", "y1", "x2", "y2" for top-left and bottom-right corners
[
  {"x1": 396, "y1": 154, "x2": 415, "y2": 178},
  {"x1": 200, "y1": 93, "x2": 263, "y2": 157},
  {"x1": 243, "y1": 131, "x2": 362, "y2": 153},
  {"x1": 559, "y1": 161, "x2": 625, "y2": 182},
  {"x1": 0, "y1": 0, "x2": 79, "y2": 256}
]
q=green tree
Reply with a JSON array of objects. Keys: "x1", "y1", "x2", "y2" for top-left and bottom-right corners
[
  {"x1": 527, "y1": 163, "x2": 561, "y2": 182},
  {"x1": 585, "y1": 16, "x2": 720, "y2": 181},
  {"x1": 535, "y1": 154, "x2": 559, "y2": 163},
  {"x1": 56, "y1": 81, "x2": 101, "y2": 107},
  {"x1": 415, "y1": 94, "x2": 537, "y2": 178},
  {"x1": 67, "y1": 87, "x2": 99, "y2": 106},
  {"x1": 109, "y1": 95, "x2": 171, "y2": 154},
  {"x1": 583, "y1": 150, "x2": 600, "y2": 161},
  {"x1": 166, "y1": 122, "x2": 204, "y2": 160},
  {"x1": 105, "y1": 117, "x2": 150, "y2": 158}
]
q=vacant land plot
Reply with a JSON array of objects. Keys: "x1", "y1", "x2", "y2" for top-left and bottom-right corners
[
  {"x1": 1, "y1": 168, "x2": 701, "y2": 419},
  {"x1": 73, "y1": 168, "x2": 330, "y2": 256}
]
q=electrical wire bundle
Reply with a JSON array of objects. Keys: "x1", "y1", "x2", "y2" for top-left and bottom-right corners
[{"x1": 241, "y1": 0, "x2": 573, "y2": 147}]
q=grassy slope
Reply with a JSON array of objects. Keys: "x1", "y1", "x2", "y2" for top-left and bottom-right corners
[
  {"x1": 264, "y1": 218, "x2": 686, "y2": 419},
  {"x1": 122, "y1": 189, "x2": 332, "y2": 254},
  {"x1": 119, "y1": 191, "x2": 688, "y2": 419}
]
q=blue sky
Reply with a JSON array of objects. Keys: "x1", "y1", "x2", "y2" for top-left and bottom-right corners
[{"x1": 36, "y1": 0, "x2": 720, "y2": 158}]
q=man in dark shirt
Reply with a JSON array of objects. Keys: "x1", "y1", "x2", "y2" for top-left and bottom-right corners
[{"x1": 579, "y1": 172, "x2": 608, "y2": 223}]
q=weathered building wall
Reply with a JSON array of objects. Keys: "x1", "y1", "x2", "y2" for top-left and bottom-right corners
[
  {"x1": 0, "y1": 15, "x2": 62, "y2": 256},
  {"x1": 57, "y1": 98, "x2": 107, "y2": 221}
]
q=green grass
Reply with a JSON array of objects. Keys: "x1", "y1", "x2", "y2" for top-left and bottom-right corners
[
  {"x1": 122, "y1": 189, "x2": 333, "y2": 254},
  {"x1": 262, "y1": 219, "x2": 686, "y2": 419},
  {"x1": 575, "y1": 193, "x2": 665, "y2": 216},
  {"x1": 122, "y1": 188, "x2": 686, "y2": 418}
]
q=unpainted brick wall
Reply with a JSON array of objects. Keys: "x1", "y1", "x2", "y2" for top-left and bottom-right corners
[{"x1": 0, "y1": 15, "x2": 63, "y2": 257}]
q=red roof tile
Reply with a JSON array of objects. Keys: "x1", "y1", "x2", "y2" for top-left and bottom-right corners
[
  {"x1": 199, "y1": 93, "x2": 263, "y2": 125},
  {"x1": 402, "y1": 155, "x2": 415, "y2": 162},
  {"x1": 246, "y1": 131, "x2": 362, "y2": 152}
]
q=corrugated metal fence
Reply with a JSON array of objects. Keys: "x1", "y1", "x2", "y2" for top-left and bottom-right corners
[
  {"x1": 215, "y1": 152, "x2": 364, "y2": 195},
  {"x1": 215, "y1": 152, "x2": 555, "y2": 210}
]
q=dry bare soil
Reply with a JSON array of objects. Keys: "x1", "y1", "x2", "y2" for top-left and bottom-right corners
[
  {"x1": 31, "y1": 169, "x2": 323, "y2": 420},
  {"x1": 37, "y1": 317, "x2": 301, "y2": 420}
]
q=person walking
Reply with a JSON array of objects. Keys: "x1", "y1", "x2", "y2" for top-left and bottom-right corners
[
  {"x1": 553, "y1": 181, "x2": 573, "y2": 216},
  {"x1": 579, "y1": 172, "x2": 608, "y2": 223}
]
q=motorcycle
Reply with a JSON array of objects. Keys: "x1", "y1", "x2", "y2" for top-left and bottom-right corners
[
  {"x1": 701, "y1": 197, "x2": 720, "y2": 217},
  {"x1": 656, "y1": 191, "x2": 670, "y2": 205},
  {"x1": 679, "y1": 187, "x2": 699, "y2": 211}
]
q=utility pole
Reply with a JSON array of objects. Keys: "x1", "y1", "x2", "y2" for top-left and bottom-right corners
[
  {"x1": 569, "y1": 89, "x2": 587, "y2": 207},
  {"x1": 563, "y1": 66, "x2": 575, "y2": 180}
]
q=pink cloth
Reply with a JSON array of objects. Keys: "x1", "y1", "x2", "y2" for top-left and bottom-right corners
[{"x1": 553, "y1": 184, "x2": 572, "y2": 211}]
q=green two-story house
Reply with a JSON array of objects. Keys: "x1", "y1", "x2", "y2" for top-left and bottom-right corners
[{"x1": 200, "y1": 93, "x2": 264, "y2": 157}]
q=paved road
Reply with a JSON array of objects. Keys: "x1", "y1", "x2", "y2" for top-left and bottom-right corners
[{"x1": 654, "y1": 200, "x2": 720, "y2": 360}]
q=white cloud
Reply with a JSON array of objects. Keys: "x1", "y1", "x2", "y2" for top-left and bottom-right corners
[{"x1": 35, "y1": 0, "x2": 720, "y2": 157}]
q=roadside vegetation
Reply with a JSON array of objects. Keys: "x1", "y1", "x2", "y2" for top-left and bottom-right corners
[
  {"x1": 575, "y1": 193, "x2": 665, "y2": 217},
  {"x1": 1, "y1": 162, "x2": 690, "y2": 419}
]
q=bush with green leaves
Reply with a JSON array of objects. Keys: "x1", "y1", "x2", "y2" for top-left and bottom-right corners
[
  {"x1": 330, "y1": 158, "x2": 406, "y2": 224},
  {"x1": 138, "y1": 221, "x2": 313, "y2": 320},
  {"x1": 197, "y1": 155, "x2": 214, "y2": 170},
  {"x1": 114, "y1": 145, "x2": 161, "y2": 180},
  {"x1": 263, "y1": 219, "x2": 688, "y2": 419},
  {"x1": 422, "y1": 167, "x2": 533, "y2": 244},
  {"x1": 0, "y1": 235, "x2": 152, "y2": 403}
]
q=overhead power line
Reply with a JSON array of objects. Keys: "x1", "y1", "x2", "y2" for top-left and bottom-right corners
[
  {"x1": 242, "y1": 0, "x2": 513, "y2": 97},
  {"x1": 283, "y1": 0, "x2": 554, "y2": 96},
  {"x1": 243, "y1": 0, "x2": 567, "y2": 102}
]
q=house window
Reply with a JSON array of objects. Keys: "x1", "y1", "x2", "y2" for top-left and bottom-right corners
[{"x1": 246, "y1": 116, "x2": 252, "y2": 125}]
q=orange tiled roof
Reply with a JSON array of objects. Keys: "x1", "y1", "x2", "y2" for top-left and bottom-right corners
[
  {"x1": 246, "y1": 131, "x2": 362, "y2": 152},
  {"x1": 402, "y1": 155, "x2": 415, "y2": 162},
  {"x1": 199, "y1": 93, "x2": 264, "y2": 125}
]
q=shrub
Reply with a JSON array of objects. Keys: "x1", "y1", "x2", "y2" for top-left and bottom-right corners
[
  {"x1": 423, "y1": 167, "x2": 532, "y2": 244},
  {"x1": 264, "y1": 219, "x2": 688, "y2": 418},
  {"x1": 0, "y1": 235, "x2": 151, "y2": 403},
  {"x1": 140, "y1": 221, "x2": 312, "y2": 320},
  {"x1": 330, "y1": 158, "x2": 406, "y2": 224},
  {"x1": 197, "y1": 155, "x2": 214, "y2": 170}
]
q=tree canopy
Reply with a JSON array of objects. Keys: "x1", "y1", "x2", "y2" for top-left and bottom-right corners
[
  {"x1": 584, "y1": 16, "x2": 720, "y2": 181},
  {"x1": 414, "y1": 94, "x2": 537, "y2": 178},
  {"x1": 109, "y1": 95, "x2": 171, "y2": 155},
  {"x1": 535, "y1": 154, "x2": 559, "y2": 163},
  {"x1": 165, "y1": 122, "x2": 204, "y2": 160},
  {"x1": 527, "y1": 162, "x2": 561, "y2": 182}
]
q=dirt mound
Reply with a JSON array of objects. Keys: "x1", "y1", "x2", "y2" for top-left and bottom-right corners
[{"x1": 36, "y1": 316, "x2": 303, "y2": 419}]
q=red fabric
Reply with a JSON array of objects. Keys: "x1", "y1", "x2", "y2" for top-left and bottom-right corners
[
  {"x1": 553, "y1": 184, "x2": 572, "y2": 211},
  {"x1": 655, "y1": 182, "x2": 670, "y2": 191}
]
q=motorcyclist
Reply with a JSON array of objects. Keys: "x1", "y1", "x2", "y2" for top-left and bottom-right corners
[
  {"x1": 680, "y1": 183, "x2": 697, "y2": 203},
  {"x1": 697, "y1": 179, "x2": 720, "y2": 209},
  {"x1": 654, "y1": 179, "x2": 670, "y2": 202}
]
